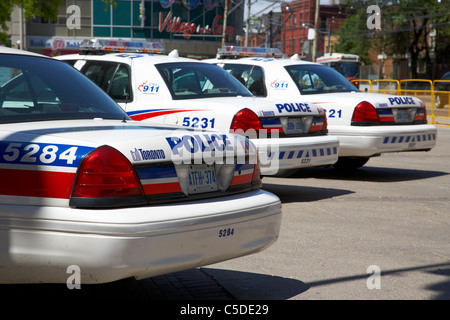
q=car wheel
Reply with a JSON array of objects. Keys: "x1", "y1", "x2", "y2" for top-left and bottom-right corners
[{"x1": 333, "y1": 157, "x2": 370, "y2": 170}]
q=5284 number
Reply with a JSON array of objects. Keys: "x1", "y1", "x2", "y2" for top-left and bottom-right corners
[
  {"x1": 0, "y1": 142, "x2": 90, "y2": 167},
  {"x1": 218, "y1": 227, "x2": 235, "y2": 238}
]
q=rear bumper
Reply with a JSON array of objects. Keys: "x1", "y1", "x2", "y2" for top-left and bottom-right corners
[
  {"x1": 253, "y1": 135, "x2": 340, "y2": 175},
  {"x1": 329, "y1": 124, "x2": 437, "y2": 157},
  {"x1": 0, "y1": 190, "x2": 281, "y2": 284}
]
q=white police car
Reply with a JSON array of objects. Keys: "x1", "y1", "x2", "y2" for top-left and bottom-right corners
[
  {"x1": 0, "y1": 46, "x2": 281, "y2": 284},
  {"x1": 207, "y1": 46, "x2": 437, "y2": 169},
  {"x1": 56, "y1": 39, "x2": 339, "y2": 176}
]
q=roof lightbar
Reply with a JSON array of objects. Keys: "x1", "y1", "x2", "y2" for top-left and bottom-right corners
[
  {"x1": 217, "y1": 46, "x2": 284, "y2": 59},
  {"x1": 80, "y1": 38, "x2": 165, "y2": 54}
]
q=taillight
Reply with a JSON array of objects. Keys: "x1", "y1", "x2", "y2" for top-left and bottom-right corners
[
  {"x1": 309, "y1": 114, "x2": 328, "y2": 134},
  {"x1": 230, "y1": 108, "x2": 263, "y2": 132},
  {"x1": 251, "y1": 155, "x2": 262, "y2": 190},
  {"x1": 414, "y1": 103, "x2": 428, "y2": 123},
  {"x1": 70, "y1": 145, "x2": 147, "y2": 208},
  {"x1": 351, "y1": 101, "x2": 380, "y2": 125}
]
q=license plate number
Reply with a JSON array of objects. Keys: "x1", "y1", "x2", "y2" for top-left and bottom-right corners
[
  {"x1": 395, "y1": 109, "x2": 413, "y2": 123},
  {"x1": 188, "y1": 164, "x2": 218, "y2": 194},
  {"x1": 286, "y1": 118, "x2": 303, "y2": 134}
]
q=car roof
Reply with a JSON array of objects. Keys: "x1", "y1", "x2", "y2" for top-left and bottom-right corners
[
  {"x1": 57, "y1": 51, "x2": 203, "y2": 66},
  {"x1": 0, "y1": 46, "x2": 47, "y2": 58},
  {"x1": 441, "y1": 71, "x2": 450, "y2": 79},
  {"x1": 209, "y1": 56, "x2": 319, "y2": 68}
]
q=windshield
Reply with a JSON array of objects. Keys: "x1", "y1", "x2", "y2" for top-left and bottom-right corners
[
  {"x1": 156, "y1": 62, "x2": 252, "y2": 100},
  {"x1": 0, "y1": 54, "x2": 128, "y2": 124},
  {"x1": 285, "y1": 64, "x2": 359, "y2": 95}
]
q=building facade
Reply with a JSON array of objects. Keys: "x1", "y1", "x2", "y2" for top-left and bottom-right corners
[
  {"x1": 238, "y1": 0, "x2": 346, "y2": 61},
  {"x1": 280, "y1": 0, "x2": 346, "y2": 60},
  {"x1": 8, "y1": 0, "x2": 244, "y2": 58}
]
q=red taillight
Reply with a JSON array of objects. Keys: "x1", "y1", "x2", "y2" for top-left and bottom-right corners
[
  {"x1": 251, "y1": 155, "x2": 262, "y2": 189},
  {"x1": 71, "y1": 145, "x2": 145, "y2": 199},
  {"x1": 230, "y1": 108, "x2": 263, "y2": 132},
  {"x1": 414, "y1": 105, "x2": 428, "y2": 123},
  {"x1": 351, "y1": 101, "x2": 380, "y2": 124}
]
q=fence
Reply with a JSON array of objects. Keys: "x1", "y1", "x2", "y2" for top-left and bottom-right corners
[{"x1": 352, "y1": 79, "x2": 450, "y2": 126}]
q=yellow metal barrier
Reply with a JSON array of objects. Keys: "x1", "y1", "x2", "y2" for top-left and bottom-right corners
[
  {"x1": 399, "y1": 79, "x2": 437, "y2": 124},
  {"x1": 371, "y1": 79, "x2": 400, "y2": 95},
  {"x1": 432, "y1": 79, "x2": 450, "y2": 126},
  {"x1": 350, "y1": 79, "x2": 371, "y2": 92},
  {"x1": 348, "y1": 78, "x2": 449, "y2": 126}
]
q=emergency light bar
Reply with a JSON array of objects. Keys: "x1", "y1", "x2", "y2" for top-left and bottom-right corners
[
  {"x1": 80, "y1": 38, "x2": 165, "y2": 54},
  {"x1": 217, "y1": 46, "x2": 283, "y2": 59}
]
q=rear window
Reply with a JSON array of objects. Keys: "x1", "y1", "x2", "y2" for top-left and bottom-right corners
[
  {"x1": 0, "y1": 54, "x2": 128, "y2": 124},
  {"x1": 285, "y1": 64, "x2": 359, "y2": 95},
  {"x1": 156, "y1": 62, "x2": 252, "y2": 100}
]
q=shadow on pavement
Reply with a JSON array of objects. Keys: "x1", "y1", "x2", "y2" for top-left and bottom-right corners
[
  {"x1": 200, "y1": 268, "x2": 309, "y2": 300},
  {"x1": 0, "y1": 277, "x2": 146, "y2": 299},
  {"x1": 261, "y1": 183, "x2": 354, "y2": 203},
  {"x1": 279, "y1": 166, "x2": 449, "y2": 183},
  {"x1": 204, "y1": 262, "x2": 450, "y2": 300},
  {"x1": 1, "y1": 262, "x2": 448, "y2": 300}
]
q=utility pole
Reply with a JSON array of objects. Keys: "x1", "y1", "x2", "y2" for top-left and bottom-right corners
[
  {"x1": 245, "y1": 0, "x2": 251, "y2": 46},
  {"x1": 222, "y1": 0, "x2": 229, "y2": 48},
  {"x1": 312, "y1": 0, "x2": 319, "y2": 61},
  {"x1": 269, "y1": 10, "x2": 273, "y2": 48}
]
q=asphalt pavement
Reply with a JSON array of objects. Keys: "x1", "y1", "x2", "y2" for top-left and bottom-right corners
[{"x1": 2, "y1": 126, "x2": 449, "y2": 301}]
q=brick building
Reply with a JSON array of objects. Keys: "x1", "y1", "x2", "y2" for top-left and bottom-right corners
[{"x1": 239, "y1": 0, "x2": 347, "y2": 61}]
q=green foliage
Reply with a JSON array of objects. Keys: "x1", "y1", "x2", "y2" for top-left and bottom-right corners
[
  {"x1": 334, "y1": 5, "x2": 374, "y2": 64},
  {"x1": 0, "y1": 0, "x2": 15, "y2": 45},
  {"x1": 101, "y1": 0, "x2": 117, "y2": 10},
  {"x1": 334, "y1": 0, "x2": 450, "y2": 77},
  {"x1": 0, "y1": 0, "x2": 65, "y2": 45},
  {"x1": 0, "y1": 0, "x2": 116, "y2": 46}
]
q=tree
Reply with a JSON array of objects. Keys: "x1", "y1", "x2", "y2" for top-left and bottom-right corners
[
  {"x1": 334, "y1": 5, "x2": 374, "y2": 65},
  {"x1": 382, "y1": 0, "x2": 450, "y2": 78},
  {"x1": 0, "y1": 0, "x2": 116, "y2": 46},
  {"x1": 0, "y1": 0, "x2": 65, "y2": 46},
  {"x1": 334, "y1": 0, "x2": 450, "y2": 78}
]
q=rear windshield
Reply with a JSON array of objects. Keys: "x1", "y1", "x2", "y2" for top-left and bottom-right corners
[
  {"x1": 156, "y1": 62, "x2": 252, "y2": 100},
  {"x1": 0, "y1": 54, "x2": 128, "y2": 124},
  {"x1": 285, "y1": 64, "x2": 359, "y2": 95}
]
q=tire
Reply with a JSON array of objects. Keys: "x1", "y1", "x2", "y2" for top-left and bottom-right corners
[{"x1": 333, "y1": 157, "x2": 370, "y2": 170}]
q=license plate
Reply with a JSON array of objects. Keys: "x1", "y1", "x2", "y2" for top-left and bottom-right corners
[
  {"x1": 188, "y1": 164, "x2": 218, "y2": 194},
  {"x1": 286, "y1": 118, "x2": 303, "y2": 134},
  {"x1": 395, "y1": 109, "x2": 413, "y2": 123}
]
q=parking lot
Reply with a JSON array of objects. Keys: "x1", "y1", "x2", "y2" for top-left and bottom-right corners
[
  {"x1": 2, "y1": 127, "x2": 449, "y2": 300},
  {"x1": 206, "y1": 125, "x2": 450, "y2": 300}
]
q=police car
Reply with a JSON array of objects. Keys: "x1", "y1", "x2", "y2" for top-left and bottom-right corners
[
  {"x1": 56, "y1": 39, "x2": 339, "y2": 176},
  {"x1": 0, "y1": 46, "x2": 282, "y2": 284},
  {"x1": 206, "y1": 46, "x2": 437, "y2": 169}
]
